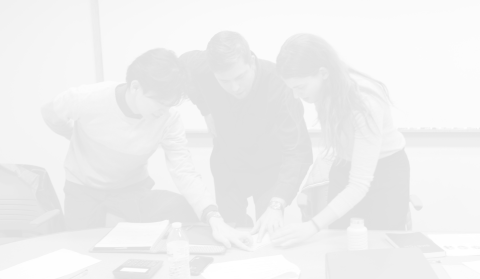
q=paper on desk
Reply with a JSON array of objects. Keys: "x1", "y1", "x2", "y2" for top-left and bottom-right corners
[
  {"x1": 427, "y1": 234, "x2": 480, "y2": 256},
  {"x1": 0, "y1": 249, "x2": 100, "y2": 279},
  {"x1": 463, "y1": 261, "x2": 480, "y2": 275},
  {"x1": 202, "y1": 254, "x2": 300, "y2": 279},
  {"x1": 94, "y1": 220, "x2": 169, "y2": 248},
  {"x1": 251, "y1": 234, "x2": 272, "y2": 251},
  {"x1": 442, "y1": 265, "x2": 480, "y2": 279}
]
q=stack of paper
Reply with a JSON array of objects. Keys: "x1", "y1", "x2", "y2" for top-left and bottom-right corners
[
  {"x1": 202, "y1": 255, "x2": 300, "y2": 279},
  {"x1": 427, "y1": 234, "x2": 480, "y2": 256},
  {"x1": 92, "y1": 220, "x2": 170, "y2": 252},
  {"x1": 0, "y1": 249, "x2": 100, "y2": 279}
]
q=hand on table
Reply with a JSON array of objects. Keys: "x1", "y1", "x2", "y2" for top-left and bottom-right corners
[
  {"x1": 271, "y1": 221, "x2": 318, "y2": 247},
  {"x1": 250, "y1": 208, "x2": 284, "y2": 243},
  {"x1": 209, "y1": 218, "x2": 254, "y2": 251}
]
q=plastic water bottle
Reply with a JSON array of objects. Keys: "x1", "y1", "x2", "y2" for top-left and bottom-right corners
[
  {"x1": 347, "y1": 218, "x2": 368, "y2": 251},
  {"x1": 167, "y1": 222, "x2": 190, "y2": 279}
]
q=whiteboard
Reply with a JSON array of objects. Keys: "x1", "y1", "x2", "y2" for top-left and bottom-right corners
[{"x1": 98, "y1": 0, "x2": 480, "y2": 130}]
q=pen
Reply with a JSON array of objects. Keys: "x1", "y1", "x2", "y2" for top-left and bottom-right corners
[{"x1": 69, "y1": 269, "x2": 88, "y2": 279}]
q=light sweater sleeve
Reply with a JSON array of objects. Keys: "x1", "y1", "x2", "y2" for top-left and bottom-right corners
[
  {"x1": 322, "y1": 98, "x2": 385, "y2": 219},
  {"x1": 160, "y1": 110, "x2": 216, "y2": 219}
]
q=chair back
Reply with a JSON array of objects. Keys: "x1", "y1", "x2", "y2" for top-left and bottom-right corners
[{"x1": 0, "y1": 164, "x2": 64, "y2": 237}]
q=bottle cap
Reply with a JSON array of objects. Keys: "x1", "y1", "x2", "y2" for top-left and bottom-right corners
[
  {"x1": 349, "y1": 218, "x2": 364, "y2": 227},
  {"x1": 171, "y1": 222, "x2": 182, "y2": 229}
]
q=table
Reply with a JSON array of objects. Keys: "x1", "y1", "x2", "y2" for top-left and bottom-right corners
[{"x1": 0, "y1": 228, "x2": 475, "y2": 278}]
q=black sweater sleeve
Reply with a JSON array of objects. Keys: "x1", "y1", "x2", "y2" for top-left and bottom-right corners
[{"x1": 179, "y1": 50, "x2": 212, "y2": 117}]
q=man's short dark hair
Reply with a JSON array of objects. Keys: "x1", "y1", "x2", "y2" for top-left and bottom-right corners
[
  {"x1": 126, "y1": 48, "x2": 186, "y2": 105},
  {"x1": 206, "y1": 31, "x2": 253, "y2": 72}
]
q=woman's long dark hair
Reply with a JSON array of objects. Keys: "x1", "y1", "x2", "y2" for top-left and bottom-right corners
[{"x1": 276, "y1": 33, "x2": 391, "y2": 159}]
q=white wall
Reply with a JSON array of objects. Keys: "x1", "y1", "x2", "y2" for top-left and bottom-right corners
[{"x1": 0, "y1": 0, "x2": 96, "y2": 205}]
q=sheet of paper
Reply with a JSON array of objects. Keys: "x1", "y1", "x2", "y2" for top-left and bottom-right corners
[
  {"x1": 251, "y1": 234, "x2": 272, "y2": 251},
  {"x1": 442, "y1": 265, "x2": 480, "y2": 279},
  {"x1": 0, "y1": 249, "x2": 100, "y2": 279},
  {"x1": 463, "y1": 261, "x2": 480, "y2": 274},
  {"x1": 427, "y1": 234, "x2": 480, "y2": 256},
  {"x1": 202, "y1": 254, "x2": 300, "y2": 279},
  {"x1": 94, "y1": 220, "x2": 169, "y2": 248}
]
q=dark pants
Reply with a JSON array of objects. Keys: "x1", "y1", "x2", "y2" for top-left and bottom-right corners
[
  {"x1": 63, "y1": 180, "x2": 198, "y2": 231},
  {"x1": 328, "y1": 149, "x2": 410, "y2": 230},
  {"x1": 210, "y1": 148, "x2": 279, "y2": 227}
]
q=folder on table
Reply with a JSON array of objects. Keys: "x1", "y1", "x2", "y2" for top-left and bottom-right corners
[{"x1": 91, "y1": 220, "x2": 170, "y2": 253}]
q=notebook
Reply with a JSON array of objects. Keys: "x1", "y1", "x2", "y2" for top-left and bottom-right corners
[
  {"x1": 325, "y1": 248, "x2": 439, "y2": 279},
  {"x1": 385, "y1": 232, "x2": 446, "y2": 258},
  {"x1": 91, "y1": 220, "x2": 170, "y2": 253}
]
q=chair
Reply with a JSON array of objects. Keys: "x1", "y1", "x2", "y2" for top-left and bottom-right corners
[
  {"x1": 0, "y1": 164, "x2": 65, "y2": 245},
  {"x1": 297, "y1": 181, "x2": 423, "y2": 230},
  {"x1": 405, "y1": 194, "x2": 423, "y2": 230}
]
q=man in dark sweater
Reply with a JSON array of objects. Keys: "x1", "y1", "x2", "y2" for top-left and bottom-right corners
[{"x1": 180, "y1": 31, "x2": 313, "y2": 241}]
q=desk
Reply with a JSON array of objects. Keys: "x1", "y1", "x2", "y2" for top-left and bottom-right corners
[{"x1": 0, "y1": 228, "x2": 474, "y2": 278}]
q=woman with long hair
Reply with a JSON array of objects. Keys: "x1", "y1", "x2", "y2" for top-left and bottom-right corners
[{"x1": 272, "y1": 33, "x2": 410, "y2": 247}]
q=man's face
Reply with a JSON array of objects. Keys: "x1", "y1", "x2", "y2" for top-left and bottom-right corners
[{"x1": 213, "y1": 57, "x2": 256, "y2": 99}]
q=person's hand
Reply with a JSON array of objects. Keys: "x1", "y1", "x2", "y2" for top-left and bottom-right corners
[
  {"x1": 250, "y1": 208, "x2": 283, "y2": 243},
  {"x1": 271, "y1": 221, "x2": 318, "y2": 247},
  {"x1": 209, "y1": 218, "x2": 254, "y2": 251},
  {"x1": 204, "y1": 114, "x2": 217, "y2": 137}
]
